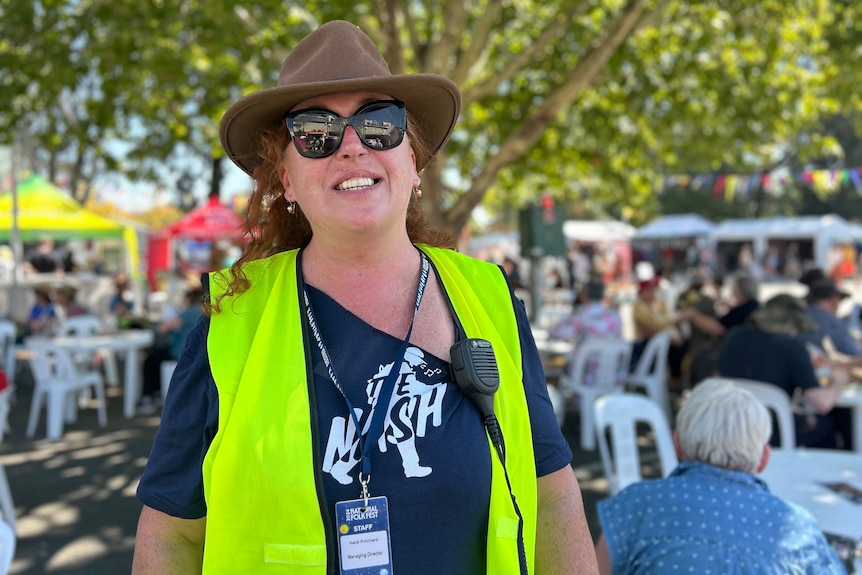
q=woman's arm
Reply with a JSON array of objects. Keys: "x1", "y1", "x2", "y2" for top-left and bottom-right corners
[
  {"x1": 535, "y1": 466, "x2": 599, "y2": 574},
  {"x1": 132, "y1": 506, "x2": 206, "y2": 574}
]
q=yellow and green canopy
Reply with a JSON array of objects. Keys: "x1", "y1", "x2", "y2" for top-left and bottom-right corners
[{"x1": 0, "y1": 175, "x2": 125, "y2": 241}]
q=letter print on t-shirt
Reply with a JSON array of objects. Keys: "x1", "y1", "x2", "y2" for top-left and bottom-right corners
[{"x1": 322, "y1": 346, "x2": 448, "y2": 485}]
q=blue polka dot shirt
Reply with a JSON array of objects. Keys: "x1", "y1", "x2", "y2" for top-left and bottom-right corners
[{"x1": 597, "y1": 461, "x2": 847, "y2": 574}]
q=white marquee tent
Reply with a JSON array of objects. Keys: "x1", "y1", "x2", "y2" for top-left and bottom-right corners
[
  {"x1": 632, "y1": 213, "x2": 716, "y2": 241},
  {"x1": 563, "y1": 220, "x2": 635, "y2": 243},
  {"x1": 709, "y1": 214, "x2": 862, "y2": 271}
]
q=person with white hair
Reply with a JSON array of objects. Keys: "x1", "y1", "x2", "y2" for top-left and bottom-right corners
[{"x1": 594, "y1": 379, "x2": 845, "y2": 575}]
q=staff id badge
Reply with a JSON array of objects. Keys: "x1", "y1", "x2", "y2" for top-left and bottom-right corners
[{"x1": 335, "y1": 496, "x2": 394, "y2": 575}]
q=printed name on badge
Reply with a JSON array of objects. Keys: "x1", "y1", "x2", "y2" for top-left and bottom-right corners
[{"x1": 335, "y1": 496, "x2": 394, "y2": 575}]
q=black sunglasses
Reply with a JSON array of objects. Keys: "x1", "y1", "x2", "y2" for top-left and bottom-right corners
[{"x1": 284, "y1": 100, "x2": 407, "y2": 159}]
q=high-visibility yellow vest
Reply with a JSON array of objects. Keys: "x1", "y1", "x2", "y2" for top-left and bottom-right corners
[{"x1": 204, "y1": 245, "x2": 537, "y2": 573}]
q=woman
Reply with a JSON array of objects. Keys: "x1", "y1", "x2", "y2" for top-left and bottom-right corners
[
  {"x1": 132, "y1": 21, "x2": 597, "y2": 574},
  {"x1": 630, "y1": 277, "x2": 690, "y2": 387}
]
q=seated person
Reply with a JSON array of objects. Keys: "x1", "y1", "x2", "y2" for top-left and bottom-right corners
[
  {"x1": 798, "y1": 271, "x2": 860, "y2": 356},
  {"x1": 717, "y1": 294, "x2": 849, "y2": 449},
  {"x1": 595, "y1": 378, "x2": 845, "y2": 575},
  {"x1": 54, "y1": 285, "x2": 89, "y2": 323},
  {"x1": 550, "y1": 277, "x2": 624, "y2": 387},
  {"x1": 675, "y1": 274, "x2": 718, "y2": 383},
  {"x1": 631, "y1": 277, "x2": 691, "y2": 389},
  {"x1": 138, "y1": 287, "x2": 205, "y2": 413},
  {"x1": 18, "y1": 284, "x2": 57, "y2": 340},
  {"x1": 551, "y1": 278, "x2": 622, "y2": 344},
  {"x1": 687, "y1": 270, "x2": 760, "y2": 336},
  {"x1": 684, "y1": 271, "x2": 760, "y2": 382}
]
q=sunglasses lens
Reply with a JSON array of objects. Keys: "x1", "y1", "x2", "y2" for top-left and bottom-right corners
[
  {"x1": 354, "y1": 102, "x2": 405, "y2": 151},
  {"x1": 287, "y1": 111, "x2": 344, "y2": 158},
  {"x1": 286, "y1": 101, "x2": 406, "y2": 159}
]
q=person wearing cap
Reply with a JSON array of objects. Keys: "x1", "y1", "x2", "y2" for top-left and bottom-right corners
[
  {"x1": 797, "y1": 270, "x2": 861, "y2": 357},
  {"x1": 132, "y1": 21, "x2": 597, "y2": 575},
  {"x1": 594, "y1": 379, "x2": 846, "y2": 575},
  {"x1": 717, "y1": 294, "x2": 848, "y2": 448}
]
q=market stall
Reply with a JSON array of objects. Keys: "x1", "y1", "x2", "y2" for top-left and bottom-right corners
[{"x1": 146, "y1": 196, "x2": 246, "y2": 290}]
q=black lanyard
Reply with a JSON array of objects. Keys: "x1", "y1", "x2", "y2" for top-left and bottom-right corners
[{"x1": 302, "y1": 250, "x2": 430, "y2": 503}]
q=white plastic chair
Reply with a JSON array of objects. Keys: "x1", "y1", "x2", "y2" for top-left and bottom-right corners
[
  {"x1": 559, "y1": 337, "x2": 632, "y2": 450},
  {"x1": 626, "y1": 329, "x2": 672, "y2": 421},
  {"x1": 0, "y1": 519, "x2": 14, "y2": 574},
  {"x1": 24, "y1": 338, "x2": 107, "y2": 441},
  {"x1": 719, "y1": 378, "x2": 797, "y2": 448},
  {"x1": 546, "y1": 383, "x2": 565, "y2": 428},
  {"x1": 0, "y1": 321, "x2": 19, "y2": 385},
  {"x1": 56, "y1": 315, "x2": 119, "y2": 387},
  {"x1": 0, "y1": 388, "x2": 13, "y2": 445},
  {"x1": 594, "y1": 393, "x2": 679, "y2": 495},
  {"x1": 0, "y1": 386, "x2": 15, "y2": 538}
]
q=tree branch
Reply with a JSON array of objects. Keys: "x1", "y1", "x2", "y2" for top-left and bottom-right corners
[
  {"x1": 450, "y1": 0, "x2": 502, "y2": 87},
  {"x1": 447, "y1": 0, "x2": 651, "y2": 229},
  {"x1": 462, "y1": 0, "x2": 592, "y2": 106}
]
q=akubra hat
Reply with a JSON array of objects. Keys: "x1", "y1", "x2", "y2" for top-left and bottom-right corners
[{"x1": 219, "y1": 20, "x2": 462, "y2": 175}]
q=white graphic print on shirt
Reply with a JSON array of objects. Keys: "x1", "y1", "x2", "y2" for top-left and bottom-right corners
[{"x1": 322, "y1": 346, "x2": 447, "y2": 485}]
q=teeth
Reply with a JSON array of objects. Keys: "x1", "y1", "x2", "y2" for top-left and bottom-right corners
[{"x1": 336, "y1": 177, "x2": 374, "y2": 191}]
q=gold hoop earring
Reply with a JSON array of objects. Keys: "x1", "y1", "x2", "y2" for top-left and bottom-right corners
[
  {"x1": 287, "y1": 201, "x2": 296, "y2": 214},
  {"x1": 413, "y1": 187, "x2": 422, "y2": 199}
]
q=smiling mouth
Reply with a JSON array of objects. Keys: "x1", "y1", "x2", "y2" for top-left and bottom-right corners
[{"x1": 335, "y1": 177, "x2": 377, "y2": 191}]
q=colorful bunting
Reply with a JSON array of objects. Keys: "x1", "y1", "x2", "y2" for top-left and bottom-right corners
[{"x1": 662, "y1": 167, "x2": 862, "y2": 199}]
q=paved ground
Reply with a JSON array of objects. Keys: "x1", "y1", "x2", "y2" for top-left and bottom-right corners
[
  {"x1": 3, "y1": 277, "x2": 834, "y2": 573},
  {"x1": 0, "y1": 362, "x2": 654, "y2": 573},
  {"x1": 1, "y1": 368, "x2": 161, "y2": 575}
]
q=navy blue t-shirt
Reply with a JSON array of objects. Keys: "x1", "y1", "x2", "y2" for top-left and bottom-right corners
[{"x1": 137, "y1": 283, "x2": 571, "y2": 574}]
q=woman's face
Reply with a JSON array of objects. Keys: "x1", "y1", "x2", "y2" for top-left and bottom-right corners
[{"x1": 279, "y1": 91, "x2": 421, "y2": 240}]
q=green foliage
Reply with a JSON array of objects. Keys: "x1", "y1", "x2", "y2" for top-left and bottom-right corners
[{"x1": 2, "y1": 0, "x2": 860, "y2": 232}]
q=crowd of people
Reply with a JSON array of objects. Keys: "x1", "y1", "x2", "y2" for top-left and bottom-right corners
[
  {"x1": 546, "y1": 262, "x2": 856, "y2": 452},
  {"x1": 0, "y1": 17, "x2": 823, "y2": 574}
]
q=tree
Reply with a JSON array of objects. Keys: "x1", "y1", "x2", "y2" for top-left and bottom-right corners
[{"x1": 3, "y1": 0, "x2": 859, "y2": 235}]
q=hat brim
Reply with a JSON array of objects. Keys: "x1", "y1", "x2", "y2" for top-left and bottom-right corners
[{"x1": 220, "y1": 74, "x2": 461, "y2": 175}]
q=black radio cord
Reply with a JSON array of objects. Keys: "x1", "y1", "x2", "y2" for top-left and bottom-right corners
[{"x1": 484, "y1": 413, "x2": 506, "y2": 466}]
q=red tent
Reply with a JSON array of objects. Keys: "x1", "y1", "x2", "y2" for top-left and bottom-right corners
[
  {"x1": 146, "y1": 197, "x2": 246, "y2": 289},
  {"x1": 166, "y1": 196, "x2": 245, "y2": 240}
]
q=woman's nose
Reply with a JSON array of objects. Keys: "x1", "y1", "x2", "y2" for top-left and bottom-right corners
[{"x1": 338, "y1": 126, "x2": 367, "y2": 157}]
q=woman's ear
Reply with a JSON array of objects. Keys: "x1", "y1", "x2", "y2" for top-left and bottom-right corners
[{"x1": 278, "y1": 163, "x2": 293, "y2": 201}]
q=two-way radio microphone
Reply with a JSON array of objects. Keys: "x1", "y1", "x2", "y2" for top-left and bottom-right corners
[{"x1": 450, "y1": 338, "x2": 506, "y2": 463}]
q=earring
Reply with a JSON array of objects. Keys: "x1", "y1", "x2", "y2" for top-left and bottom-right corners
[
  {"x1": 413, "y1": 187, "x2": 422, "y2": 199},
  {"x1": 287, "y1": 201, "x2": 296, "y2": 214}
]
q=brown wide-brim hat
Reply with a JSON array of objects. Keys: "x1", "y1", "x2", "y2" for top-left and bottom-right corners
[{"x1": 220, "y1": 20, "x2": 462, "y2": 175}]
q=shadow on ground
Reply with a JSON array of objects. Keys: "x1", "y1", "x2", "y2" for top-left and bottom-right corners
[
  {"x1": 0, "y1": 367, "x2": 160, "y2": 574},
  {"x1": 0, "y1": 365, "x2": 664, "y2": 572}
]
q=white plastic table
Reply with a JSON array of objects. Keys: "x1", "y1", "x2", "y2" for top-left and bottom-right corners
[
  {"x1": 51, "y1": 330, "x2": 155, "y2": 419},
  {"x1": 836, "y1": 383, "x2": 862, "y2": 454},
  {"x1": 759, "y1": 448, "x2": 862, "y2": 541}
]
